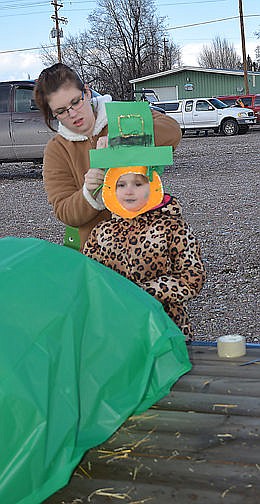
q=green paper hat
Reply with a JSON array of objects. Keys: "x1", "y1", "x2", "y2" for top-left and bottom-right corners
[{"x1": 89, "y1": 101, "x2": 173, "y2": 179}]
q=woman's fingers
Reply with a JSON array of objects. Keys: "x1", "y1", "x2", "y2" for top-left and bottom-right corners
[
  {"x1": 84, "y1": 136, "x2": 107, "y2": 194},
  {"x1": 96, "y1": 136, "x2": 108, "y2": 149},
  {"x1": 85, "y1": 168, "x2": 105, "y2": 192}
]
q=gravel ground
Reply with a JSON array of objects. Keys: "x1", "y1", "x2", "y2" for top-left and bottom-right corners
[{"x1": 1, "y1": 127, "x2": 259, "y2": 342}]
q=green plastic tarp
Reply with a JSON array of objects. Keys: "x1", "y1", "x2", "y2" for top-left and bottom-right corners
[{"x1": 0, "y1": 237, "x2": 191, "y2": 504}]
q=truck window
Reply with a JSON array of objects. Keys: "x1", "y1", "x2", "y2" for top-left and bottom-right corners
[
  {"x1": 255, "y1": 96, "x2": 260, "y2": 106},
  {"x1": 0, "y1": 85, "x2": 10, "y2": 113},
  {"x1": 241, "y1": 97, "x2": 252, "y2": 107},
  {"x1": 219, "y1": 98, "x2": 235, "y2": 106},
  {"x1": 158, "y1": 102, "x2": 180, "y2": 112},
  {"x1": 209, "y1": 98, "x2": 227, "y2": 109},
  {"x1": 14, "y1": 87, "x2": 38, "y2": 113},
  {"x1": 196, "y1": 100, "x2": 213, "y2": 111},
  {"x1": 185, "y1": 101, "x2": 193, "y2": 112}
]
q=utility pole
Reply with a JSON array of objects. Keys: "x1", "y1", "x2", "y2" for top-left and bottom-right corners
[
  {"x1": 163, "y1": 38, "x2": 167, "y2": 71},
  {"x1": 51, "y1": 1, "x2": 68, "y2": 62},
  {"x1": 238, "y1": 0, "x2": 249, "y2": 95}
]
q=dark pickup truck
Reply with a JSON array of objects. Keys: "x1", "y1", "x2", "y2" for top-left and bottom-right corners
[{"x1": 0, "y1": 80, "x2": 55, "y2": 164}]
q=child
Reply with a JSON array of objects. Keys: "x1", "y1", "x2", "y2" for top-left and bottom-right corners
[
  {"x1": 83, "y1": 101, "x2": 206, "y2": 341},
  {"x1": 83, "y1": 165, "x2": 206, "y2": 342}
]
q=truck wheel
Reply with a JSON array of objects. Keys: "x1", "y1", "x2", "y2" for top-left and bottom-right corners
[
  {"x1": 221, "y1": 119, "x2": 239, "y2": 136},
  {"x1": 238, "y1": 125, "x2": 249, "y2": 134}
]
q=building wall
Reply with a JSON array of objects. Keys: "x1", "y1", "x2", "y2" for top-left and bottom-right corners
[{"x1": 134, "y1": 70, "x2": 260, "y2": 100}]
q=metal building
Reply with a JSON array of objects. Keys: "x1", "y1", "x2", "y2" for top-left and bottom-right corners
[{"x1": 129, "y1": 66, "x2": 260, "y2": 101}]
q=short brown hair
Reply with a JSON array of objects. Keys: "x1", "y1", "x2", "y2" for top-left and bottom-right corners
[{"x1": 34, "y1": 63, "x2": 84, "y2": 131}]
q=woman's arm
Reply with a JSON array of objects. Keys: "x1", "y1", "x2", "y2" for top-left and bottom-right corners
[
  {"x1": 43, "y1": 137, "x2": 105, "y2": 228},
  {"x1": 152, "y1": 110, "x2": 182, "y2": 150}
]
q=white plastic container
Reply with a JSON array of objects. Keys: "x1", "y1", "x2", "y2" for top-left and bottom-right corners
[{"x1": 217, "y1": 334, "x2": 246, "y2": 358}]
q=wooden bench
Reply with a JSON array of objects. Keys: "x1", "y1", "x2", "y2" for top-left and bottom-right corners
[{"x1": 44, "y1": 344, "x2": 260, "y2": 503}]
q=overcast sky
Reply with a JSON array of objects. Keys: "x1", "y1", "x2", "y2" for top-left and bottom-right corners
[{"x1": 0, "y1": 0, "x2": 259, "y2": 81}]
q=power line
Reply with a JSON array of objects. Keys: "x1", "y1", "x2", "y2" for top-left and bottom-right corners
[
  {"x1": 166, "y1": 14, "x2": 260, "y2": 31},
  {"x1": 0, "y1": 10, "x2": 50, "y2": 18},
  {"x1": 0, "y1": 7, "x2": 92, "y2": 18},
  {"x1": 159, "y1": 0, "x2": 227, "y2": 4},
  {"x1": 0, "y1": 2, "x2": 49, "y2": 8},
  {"x1": 0, "y1": 45, "x2": 56, "y2": 54}
]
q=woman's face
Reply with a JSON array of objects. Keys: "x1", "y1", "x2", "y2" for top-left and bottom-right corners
[
  {"x1": 116, "y1": 173, "x2": 150, "y2": 212},
  {"x1": 47, "y1": 83, "x2": 95, "y2": 136}
]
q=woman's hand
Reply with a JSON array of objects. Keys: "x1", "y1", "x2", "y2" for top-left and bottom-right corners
[
  {"x1": 96, "y1": 136, "x2": 108, "y2": 149},
  {"x1": 84, "y1": 136, "x2": 108, "y2": 195},
  {"x1": 84, "y1": 168, "x2": 105, "y2": 194}
]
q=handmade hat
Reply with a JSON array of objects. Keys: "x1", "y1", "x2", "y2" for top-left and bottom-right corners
[{"x1": 89, "y1": 101, "x2": 173, "y2": 217}]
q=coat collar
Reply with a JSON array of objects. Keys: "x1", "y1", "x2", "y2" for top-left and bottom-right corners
[{"x1": 57, "y1": 94, "x2": 112, "y2": 141}]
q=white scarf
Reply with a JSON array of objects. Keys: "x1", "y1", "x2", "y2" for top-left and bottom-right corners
[{"x1": 57, "y1": 94, "x2": 112, "y2": 141}]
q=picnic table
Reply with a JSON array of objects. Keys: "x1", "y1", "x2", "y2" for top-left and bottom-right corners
[{"x1": 45, "y1": 343, "x2": 260, "y2": 503}]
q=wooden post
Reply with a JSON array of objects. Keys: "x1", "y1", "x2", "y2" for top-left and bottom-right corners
[{"x1": 239, "y1": 0, "x2": 249, "y2": 95}]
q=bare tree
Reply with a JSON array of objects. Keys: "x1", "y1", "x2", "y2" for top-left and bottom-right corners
[
  {"x1": 198, "y1": 36, "x2": 242, "y2": 69},
  {"x1": 41, "y1": 0, "x2": 181, "y2": 99}
]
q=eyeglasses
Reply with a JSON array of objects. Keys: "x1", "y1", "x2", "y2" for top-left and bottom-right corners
[{"x1": 52, "y1": 90, "x2": 85, "y2": 119}]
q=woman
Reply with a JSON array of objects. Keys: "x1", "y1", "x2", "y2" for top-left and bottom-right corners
[{"x1": 34, "y1": 63, "x2": 182, "y2": 250}]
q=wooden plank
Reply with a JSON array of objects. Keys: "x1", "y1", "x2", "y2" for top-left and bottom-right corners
[
  {"x1": 181, "y1": 362, "x2": 260, "y2": 379},
  {"x1": 43, "y1": 476, "x2": 260, "y2": 504},
  {"x1": 124, "y1": 409, "x2": 260, "y2": 436},
  {"x1": 184, "y1": 346, "x2": 260, "y2": 378},
  {"x1": 154, "y1": 391, "x2": 260, "y2": 416},
  {"x1": 82, "y1": 451, "x2": 260, "y2": 496},
  {"x1": 189, "y1": 347, "x2": 260, "y2": 363},
  {"x1": 173, "y1": 374, "x2": 260, "y2": 396},
  {"x1": 83, "y1": 420, "x2": 260, "y2": 464}
]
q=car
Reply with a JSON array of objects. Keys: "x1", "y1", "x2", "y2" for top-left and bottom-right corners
[
  {"x1": 216, "y1": 94, "x2": 260, "y2": 124},
  {"x1": 0, "y1": 80, "x2": 101, "y2": 164}
]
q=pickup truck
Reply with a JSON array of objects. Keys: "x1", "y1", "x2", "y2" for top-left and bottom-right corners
[
  {"x1": 154, "y1": 97, "x2": 256, "y2": 136},
  {"x1": 0, "y1": 80, "x2": 56, "y2": 164},
  {"x1": 216, "y1": 94, "x2": 260, "y2": 124}
]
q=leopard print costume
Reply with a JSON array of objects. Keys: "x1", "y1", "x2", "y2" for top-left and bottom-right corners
[{"x1": 84, "y1": 195, "x2": 206, "y2": 341}]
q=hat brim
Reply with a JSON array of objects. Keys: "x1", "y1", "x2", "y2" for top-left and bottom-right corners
[{"x1": 90, "y1": 145, "x2": 173, "y2": 170}]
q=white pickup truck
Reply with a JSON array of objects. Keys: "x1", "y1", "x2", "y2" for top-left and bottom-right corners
[{"x1": 154, "y1": 97, "x2": 256, "y2": 136}]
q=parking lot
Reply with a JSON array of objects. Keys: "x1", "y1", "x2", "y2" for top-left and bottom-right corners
[{"x1": 1, "y1": 126, "x2": 259, "y2": 342}]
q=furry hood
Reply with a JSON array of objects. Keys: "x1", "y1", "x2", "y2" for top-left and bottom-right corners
[{"x1": 58, "y1": 94, "x2": 112, "y2": 141}]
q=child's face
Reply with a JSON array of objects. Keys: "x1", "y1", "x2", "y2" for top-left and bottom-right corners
[{"x1": 116, "y1": 173, "x2": 150, "y2": 212}]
